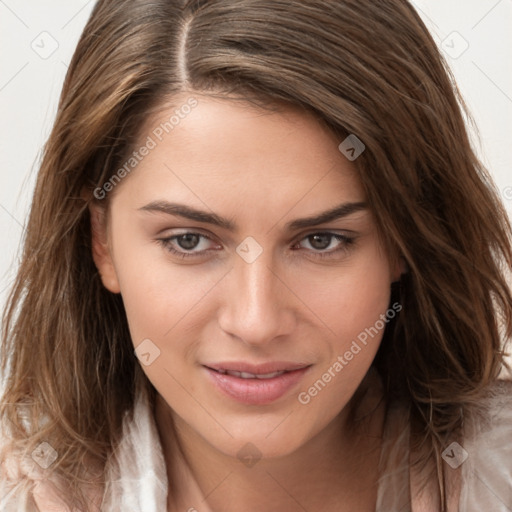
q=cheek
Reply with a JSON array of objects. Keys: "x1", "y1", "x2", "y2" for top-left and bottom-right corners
[
  {"x1": 334, "y1": 273, "x2": 391, "y2": 348},
  {"x1": 114, "y1": 258, "x2": 221, "y2": 402},
  {"x1": 292, "y1": 246, "x2": 392, "y2": 407},
  {"x1": 110, "y1": 230, "x2": 223, "y2": 354},
  {"x1": 296, "y1": 251, "x2": 393, "y2": 350},
  {"x1": 294, "y1": 288, "x2": 391, "y2": 435}
]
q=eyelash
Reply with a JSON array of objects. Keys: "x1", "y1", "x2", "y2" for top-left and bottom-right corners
[{"x1": 157, "y1": 232, "x2": 356, "y2": 260}]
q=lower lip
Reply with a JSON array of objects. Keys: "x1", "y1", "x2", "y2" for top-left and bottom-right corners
[{"x1": 204, "y1": 366, "x2": 311, "y2": 405}]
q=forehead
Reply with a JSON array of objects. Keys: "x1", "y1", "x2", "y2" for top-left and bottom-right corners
[{"x1": 112, "y1": 94, "x2": 366, "y2": 221}]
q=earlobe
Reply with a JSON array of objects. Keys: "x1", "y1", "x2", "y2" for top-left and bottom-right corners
[{"x1": 89, "y1": 203, "x2": 121, "y2": 294}]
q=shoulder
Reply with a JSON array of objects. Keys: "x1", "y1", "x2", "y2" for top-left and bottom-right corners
[
  {"x1": 0, "y1": 469, "x2": 103, "y2": 512},
  {"x1": 1, "y1": 440, "x2": 103, "y2": 512},
  {"x1": 459, "y1": 378, "x2": 512, "y2": 511},
  {"x1": 1, "y1": 454, "x2": 68, "y2": 512},
  {"x1": 464, "y1": 378, "x2": 512, "y2": 438},
  {"x1": 376, "y1": 377, "x2": 512, "y2": 512}
]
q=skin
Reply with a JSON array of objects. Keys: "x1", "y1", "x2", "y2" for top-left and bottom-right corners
[{"x1": 91, "y1": 93, "x2": 404, "y2": 511}]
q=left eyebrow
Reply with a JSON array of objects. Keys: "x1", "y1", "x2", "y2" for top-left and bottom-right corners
[
  {"x1": 284, "y1": 201, "x2": 368, "y2": 230},
  {"x1": 138, "y1": 200, "x2": 368, "y2": 232}
]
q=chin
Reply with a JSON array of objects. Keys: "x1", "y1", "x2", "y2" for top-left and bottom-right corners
[{"x1": 208, "y1": 422, "x2": 310, "y2": 462}]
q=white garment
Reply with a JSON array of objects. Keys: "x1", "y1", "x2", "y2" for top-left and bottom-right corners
[
  {"x1": 376, "y1": 378, "x2": 512, "y2": 510},
  {"x1": 1, "y1": 374, "x2": 511, "y2": 511}
]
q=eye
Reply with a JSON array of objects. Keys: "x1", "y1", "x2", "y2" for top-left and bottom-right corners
[
  {"x1": 157, "y1": 232, "x2": 219, "y2": 259},
  {"x1": 157, "y1": 230, "x2": 356, "y2": 261},
  {"x1": 295, "y1": 232, "x2": 355, "y2": 258}
]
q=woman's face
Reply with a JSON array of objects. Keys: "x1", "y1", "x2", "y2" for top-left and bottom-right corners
[{"x1": 92, "y1": 94, "x2": 402, "y2": 460}]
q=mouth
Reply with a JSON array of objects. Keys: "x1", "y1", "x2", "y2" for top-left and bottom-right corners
[
  {"x1": 211, "y1": 368, "x2": 289, "y2": 379},
  {"x1": 203, "y1": 362, "x2": 312, "y2": 405}
]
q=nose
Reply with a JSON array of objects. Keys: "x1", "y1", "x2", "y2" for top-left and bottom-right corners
[{"x1": 218, "y1": 250, "x2": 297, "y2": 346}]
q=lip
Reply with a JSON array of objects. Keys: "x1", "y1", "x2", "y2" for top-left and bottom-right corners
[
  {"x1": 205, "y1": 361, "x2": 310, "y2": 374},
  {"x1": 204, "y1": 362, "x2": 312, "y2": 405}
]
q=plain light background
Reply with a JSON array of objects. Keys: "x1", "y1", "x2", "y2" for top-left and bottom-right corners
[{"x1": 1, "y1": 0, "x2": 511, "y2": 322}]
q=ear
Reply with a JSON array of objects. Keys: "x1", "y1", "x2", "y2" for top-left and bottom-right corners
[
  {"x1": 89, "y1": 203, "x2": 121, "y2": 294},
  {"x1": 391, "y1": 254, "x2": 408, "y2": 282}
]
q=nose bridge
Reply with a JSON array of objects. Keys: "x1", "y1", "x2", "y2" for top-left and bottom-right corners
[
  {"x1": 219, "y1": 245, "x2": 294, "y2": 344},
  {"x1": 238, "y1": 253, "x2": 274, "y2": 309},
  {"x1": 235, "y1": 249, "x2": 279, "y2": 322}
]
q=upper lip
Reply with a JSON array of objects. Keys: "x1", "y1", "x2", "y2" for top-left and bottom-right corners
[{"x1": 205, "y1": 361, "x2": 311, "y2": 375}]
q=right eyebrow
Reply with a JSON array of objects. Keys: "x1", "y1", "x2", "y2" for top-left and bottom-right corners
[{"x1": 139, "y1": 201, "x2": 236, "y2": 231}]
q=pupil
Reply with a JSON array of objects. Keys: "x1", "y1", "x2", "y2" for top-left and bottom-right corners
[
  {"x1": 178, "y1": 234, "x2": 199, "y2": 250},
  {"x1": 310, "y1": 234, "x2": 331, "y2": 250}
]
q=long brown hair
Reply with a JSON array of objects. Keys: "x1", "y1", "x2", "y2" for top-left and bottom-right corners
[{"x1": 2, "y1": 0, "x2": 511, "y2": 509}]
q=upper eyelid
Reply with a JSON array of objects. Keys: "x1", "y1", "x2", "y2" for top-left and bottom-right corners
[{"x1": 161, "y1": 229, "x2": 353, "y2": 239}]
